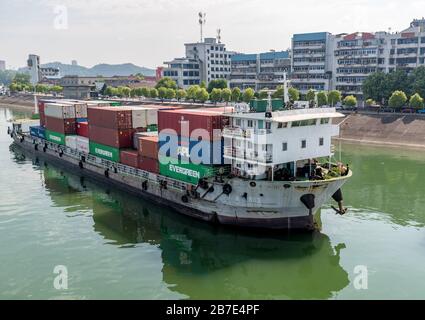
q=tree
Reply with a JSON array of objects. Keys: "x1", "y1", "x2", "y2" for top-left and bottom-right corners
[
  {"x1": 365, "y1": 98, "x2": 376, "y2": 107},
  {"x1": 13, "y1": 73, "x2": 31, "y2": 85},
  {"x1": 343, "y1": 95, "x2": 357, "y2": 108},
  {"x1": 105, "y1": 86, "x2": 114, "y2": 97},
  {"x1": 35, "y1": 84, "x2": 48, "y2": 93},
  {"x1": 409, "y1": 93, "x2": 424, "y2": 109},
  {"x1": 242, "y1": 88, "x2": 255, "y2": 103},
  {"x1": 272, "y1": 86, "x2": 284, "y2": 99},
  {"x1": 410, "y1": 66, "x2": 425, "y2": 100},
  {"x1": 0, "y1": 70, "x2": 16, "y2": 86},
  {"x1": 207, "y1": 79, "x2": 227, "y2": 93},
  {"x1": 288, "y1": 87, "x2": 300, "y2": 102},
  {"x1": 158, "y1": 87, "x2": 167, "y2": 101},
  {"x1": 187, "y1": 85, "x2": 201, "y2": 102},
  {"x1": 200, "y1": 81, "x2": 207, "y2": 89},
  {"x1": 9, "y1": 83, "x2": 20, "y2": 92},
  {"x1": 196, "y1": 88, "x2": 209, "y2": 103},
  {"x1": 388, "y1": 90, "x2": 407, "y2": 110},
  {"x1": 176, "y1": 89, "x2": 187, "y2": 101},
  {"x1": 51, "y1": 85, "x2": 63, "y2": 93},
  {"x1": 130, "y1": 88, "x2": 138, "y2": 97},
  {"x1": 258, "y1": 90, "x2": 269, "y2": 99},
  {"x1": 328, "y1": 90, "x2": 342, "y2": 107},
  {"x1": 317, "y1": 91, "x2": 328, "y2": 107},
  {"x1": 231, "y1": 87, "x2": 241, "y2": 102},
  {"x1": 149, "y1": 88, "x2": 158, "y2": 99},
  {"x1": 141, "y1": 87, "x2": 150, "y2": 97},
  {"x1": 165, "y1": 88, "x2": 176, "y2": 100},
  {"x1": 362, "y1": 72, "x2": 388, "y2": 104},
  {"x1": 119, "y1": 86, "x2": 131, "y2": 97},
  {"x1": 155, "y1": 77, "x2": 177, "y2": 90},
  {"x1": 306, "y1": 89, "x2": 316, "y2": 103},
  {"x1": 221, "y1": 88, "x2": 231, "y2": 104},
  {"x1": 210, "y1": 88, "x2": 222, "y2": 104}
]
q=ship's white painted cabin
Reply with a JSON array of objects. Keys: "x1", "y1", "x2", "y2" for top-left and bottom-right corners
[{"x1": 222, "y1": 107, "x2": 344, "y2": 180}]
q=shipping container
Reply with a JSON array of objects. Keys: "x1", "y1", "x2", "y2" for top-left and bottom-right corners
[
  {"x1": 89, "y1": 125, "x2": 134, "y2": 148},
  {"x1": 249, "y1": 99, "x2": 284, "y2": 112},
  {"x1": 76, "y1": 136, "x2": 89, "y2": 153},
  {"x1": 133, "y1": 131, "x2": 157, "y2": 149},
  {"x1": 158, "y1": 156, "x2": 219, "y2": 185},
  {"x1": 75, "y1": 103, "x2": 88, "y2": 118},
  {"x1": 65, "y1": 135, "x2": 78, "y2": 150},
  {"x1": 130, "y1": 107, "x2": 148, "y2": 128},
  {"x1": 87, "y1": 107, "x2": 133, "y2": 129},
  {"x1": 44, "y1": 103, "x2": 76, "y2": 119},
  {"x1": 45, "y1": 130, "x2": 66, "y2": 145},
  {"x1": 157, "y1": 109, "x2": 229, "y2": 141},
  {"x1": 120, "y1": 150, "x2": 139, "y2": 168},
  {"x1": 158, "y1": 132, "x2": 224, "y2": 165},
  {"x1": 76, "y1": 118, "x2": 88, "y2": 123},
  {"x1": 147, "y1": 124, "x2": 158, "y2": 132},
  {"x1": 138, "y1": 156, "x2": 159, "y2": 174},
  {"x1": 38, "y1": 101, "x2": 46, "y2": 127},
  {"x1": 138, "y1": 136, "x2": 158, "y2": 159},
  {"x1": 89, "y1": 141, "x2": 120, "y2": 162},
  {"x1": 30, "y1": 125, "x2": 46, "y2": 139},
  {"x1": 45, "y1": 116, "x2": 76, "y2": 135},
  {"x1": 76, "y1": 121, "x2": 89, "y2": 138}
]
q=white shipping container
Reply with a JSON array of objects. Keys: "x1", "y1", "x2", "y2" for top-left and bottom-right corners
[
  {"x1": 76, "y1": 136, "x2": 89, "y2": 153},
  {"x1": 44, "y1": 103, "x2": 76, "y2": 119},
  {"x1": 146, "y1": 108, "x2": 158, "y2": 125},
  {"x1": 131, "y1": 108, "x2": 148, "y2": 129},
  {"x1": 75, "y1": 103, "x2": 88, "y2": 118},
  {"x1": 65, "y1": 135, "x2": 78, "y2": 149}
]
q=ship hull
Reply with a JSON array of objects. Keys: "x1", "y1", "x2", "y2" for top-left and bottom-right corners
[{"x1": 11, "y1": 134, "x2": 351, "y2": 231}]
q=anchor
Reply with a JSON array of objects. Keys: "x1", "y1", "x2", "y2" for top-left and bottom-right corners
[{"x1": 331, "y1": 189, "x2": 348, "y2": 215}]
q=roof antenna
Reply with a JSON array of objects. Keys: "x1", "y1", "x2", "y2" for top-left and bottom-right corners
[
  {"x1": 198, "y1": 12, "x2": 206, "y2": 42},
  {"x1": 217, "y1": 28, "x2": 221, "y2": 43}
]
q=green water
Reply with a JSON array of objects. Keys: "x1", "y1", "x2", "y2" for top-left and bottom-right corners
[{"x1": 1, "y1": 107, "x2": 425, "y2": 300}]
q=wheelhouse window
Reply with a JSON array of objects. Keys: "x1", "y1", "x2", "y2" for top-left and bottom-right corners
[
  {"x1": 247, "y1": 120, "x2": 253, "y2": 128},
  {"x1": 301, "y1": 140, "x2": 307, "y2": 149},
  {"x1": 277, "y1": 122, "x2": 287, "y2": 129},
  {"x1": 292, "y1": 119, "x2": 317, "y2": 127},
  {"x1": 319, "y1": 137, "x2": 324, "y2": 146},
  {"x1": 282, "y1": 142, "x2": 288, "y2": 151},
  {"x1": 320, "y1": 118, "x2": 330, "y2": 124}
]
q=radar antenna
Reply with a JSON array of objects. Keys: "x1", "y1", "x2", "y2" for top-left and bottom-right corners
[{"x1": 198, "y1": 12, "x2": 206, "y2": 42}]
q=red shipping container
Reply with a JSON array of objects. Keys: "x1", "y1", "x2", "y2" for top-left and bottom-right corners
[
  {"x1": 138, "y1": 156, "x2": 159, "y2": 173},
  {"x1": 157, "y1": 109, "x2": 229, "y2": 141},
  {"x1": 87, "y1": 107, "x2": 133, "y2": 129},
  {"x1": 38, "y1": 101, "x2": 46, "y2": 127},
  {"x1": 89, "y1": 125, "x2": 134, "y2": 148},
  {"x1": 120, "y1": 150, "x2": 139, "y2": 168},
  {"x1": 76, "y1": 122, "x2": 89, "y2": 138},
  {"x1": 138, "y1": 136, "x2": 158, "y2": 159},
  {"x1": 45, "y1": 116, "x2": 76, "y2": 134}
]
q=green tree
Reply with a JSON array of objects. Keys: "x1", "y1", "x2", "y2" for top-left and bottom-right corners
[
  {"x1": 317, "y1": 91, "x2": 328, "y2": 107},
  {"x1": 410, "y1": 66, "x2": 425, "y2": 100},
  {"x1": 166, "y1": 88, "x2": 176, "y2": 100},
  {"x1": 328, "y1": 90, "x2": 342, "y2": 107},
  {"x1": 221, "y1": 88, "x2": 231, "y2": 104},
  {"x1": 306, "y1": 89, "x2": 316, "y2": 103},
  {"x1": 365, "y1": 98, "x2": 376, "y2": 107},
  {"x1": 155, "y1": 77, "x2": 177, "y2": 90},
  {"x1": 51, "y1": 85, "x2": 63, "y2": 93},
  {"x1": 207, "y1": 79, "x2": 227, "y2": 93},
  {"x1": 343, "y1": 95, "x2": 357, "y2": 108},
  {"x1": 35, "y1": 84, "x2": 48, "y2": 93},
  {"x1": 120, "y1": 86, "x2": 131, "y2": 97},
  {"x1": 288, "y1": 87, "x2": 300, "y2": 102},
  {"x1": 141, "y1": 87, "x2": 150, "y2": 97},
  {"x1": 130, "y1": 88, "x2": 138, "y2": 97},
  {"x1": 176, "y1": 89, "x2": 187, "y2": 101},
  {"x1": 158, "y1": 87, "x2": 167, "y2": 101},
  {"x1": 242, "y1": 88, "x2": 255, "y2": 103},
  {"x1": 0, "y1": 70, "x2": 16, "y2": 85},
  {"x1": 149, "y1": 88, "x2": 158, "y2": 99},
  {"x1": 272, "y1": 86, "x2": 284, "y2": 99},
  {"x1": 13, "y1": 73, "x2": 31, "y2": 85},
  {"x1": 196, "y1": 88, "x2": 209, "y2": 103},
  {"x1": 362, "y1": 72, "x2": 388, "y2": 104},
  {"x1": 187, "y1": 85, "x2": 201, "y2": 102},
  {"x1": 388, "y1": 90, "x2": 407, "y2": 110},
  {"x1": 409, "y1": 93, "x2": 424, "y2": 109},
  {"x1": 258, "y1": 90, "x2": 269, "y2": 99},
  {"x1": 231, "y1": 87, "x2": 241, "y2": 102},
  {"x1": 210, "y1": 88, "x2": 222, "y2": 104},
  {"x1": 200, "y1": 81, "x2": 207, "y2": 89}
]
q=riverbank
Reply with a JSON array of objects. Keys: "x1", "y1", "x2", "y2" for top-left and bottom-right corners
[{"x1": 0, "y1": 95, "x2": 35, "y2": 111}]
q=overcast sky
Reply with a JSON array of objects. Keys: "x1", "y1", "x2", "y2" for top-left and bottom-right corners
[{"x1": 1, "y1": 0, "x2": 424, "y2": 70}]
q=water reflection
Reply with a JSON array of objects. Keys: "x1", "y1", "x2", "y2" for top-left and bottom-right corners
[{"x1": 33, "y1": 156, "x2": 350, "y2": 300}]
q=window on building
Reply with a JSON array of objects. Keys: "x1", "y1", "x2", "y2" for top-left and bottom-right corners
[
  {"x1": 301, "y1": 140, "x2": 307, "y2": 149},
  {"x1": 235, "y1": 119, "x2": 241, "y2": 126},
  {"x1": 320, "y1": 118, "x2": 330, "y2": 124},
  {"x1": 247, "y1": 120, "x2": 253, "y2": 128},
  {"x1": 247, "y1": 141, "x2": 253, "y2": 149},
  {"x1": 282, "y1": 142, "x2": 288, "y2": 151},
  {"x1": 277, "y1": 122, "x2": 287, "y2": 129},
  {"x1": 319, "y1": 137, "x2": 324, "y2": 146}
]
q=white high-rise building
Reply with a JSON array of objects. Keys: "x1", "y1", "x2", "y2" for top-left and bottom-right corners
[
  {"x1": 163, "y1": 37, "x2": 234, "y2": 89},
  {"x1": 27, "y1": 54, "x2": 41, "y2": 85}
]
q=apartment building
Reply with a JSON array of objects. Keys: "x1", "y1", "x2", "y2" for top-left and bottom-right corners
[
  {"x1": 163, "y1": 37, "x2": 234, "y2": 89},
  {"x1": 229, "y1": 51, "x2": 291, "y2": 91}
]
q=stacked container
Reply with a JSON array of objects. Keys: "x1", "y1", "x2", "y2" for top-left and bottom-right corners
[
  {"x1": 137, "y1": 135, "x2": 159, "y2": 173},
  {"x1": 43, "y1": 103, "x2": 77, "y2": 146}
]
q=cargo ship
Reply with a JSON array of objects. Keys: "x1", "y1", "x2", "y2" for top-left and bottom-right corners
[{"x1": 8, "y1": 92, "x2": 352, "y2": 230}]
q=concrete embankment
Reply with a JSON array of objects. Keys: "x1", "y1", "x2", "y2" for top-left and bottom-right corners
[
  {"x1": 335, "y1": 112, "x2": 425, "y2": 149},
  {"x1": 0, "y1": 95, "x2": 35, "y2": 111}
]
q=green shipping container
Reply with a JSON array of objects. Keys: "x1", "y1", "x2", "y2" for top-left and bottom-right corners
[
  {"x1": 147, "y1": 124, "x2": 158, "y2": 132},
  {"x1": 89, "y1": 141, "x2": 120, "y2": 162},
  {"x1": 45, "y1": 130, "x2": 66, "y2": 145},
  {"x1": 159, "y1": 156, "x2": 218, "y2": 185},
  {"x1": 109, "y1": 102, "x2": 121, "y2": 106},
  {"x1": 250, "y1": 99, "x2": 284, "y2": 112}
]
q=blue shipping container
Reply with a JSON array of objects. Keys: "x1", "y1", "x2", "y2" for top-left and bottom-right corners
[
  {"x1": 158, "y1": 132, "x2": 225, "y2": 165},
  {"x1": 30, "y1": 125, "x2": 46, "y2": 139},
  {"x1": 76, "y1": 118, "x2": 88, "y2": 123}
]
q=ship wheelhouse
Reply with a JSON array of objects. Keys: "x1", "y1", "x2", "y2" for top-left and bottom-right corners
[{"x1": 222, "y1": 106, "x2": 345, "y2": 181}]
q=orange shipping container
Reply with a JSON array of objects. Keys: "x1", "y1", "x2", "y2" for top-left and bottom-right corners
[
  {"x1": 120, "y1": 150, "x2": 139, "y2": 168},
  {"x1": 138, "y1": 136, "x2": 158, "y2": 159}
]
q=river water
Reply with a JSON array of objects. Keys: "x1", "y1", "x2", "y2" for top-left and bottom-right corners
[{"x1": 1, "y1": 107, "x2": 425, "y2": 300}]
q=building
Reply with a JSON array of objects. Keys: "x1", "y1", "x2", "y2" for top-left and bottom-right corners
[
  {"x1": 0, "y1": 60, "x2": 5, "y2": 71},
  {"x1": 162, "y1": 37, "x2": 234, "y2": 89},
  {"x1": 230, "y1": 51, "x2": 291, "y2": 91},
  {"x1": 291, "y1": 32, "x2": 334, "y2": 94},
  {"x1": 291, "y1": 18, "x2": 425, "y2": 101},
  {"x1": 27, "y1": 54, "x2": 60, "y2": 84},
  {"x1": 60, "y1": 76, "x2": 93, "y2": 100}
]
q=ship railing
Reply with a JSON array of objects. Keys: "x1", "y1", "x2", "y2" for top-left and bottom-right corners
[
  {"x1": 224, "y1": 147, "x2": 273, "y2": 162},
  {"x1": 223, "y1": 127, "x2": 272, "y2": 138}
]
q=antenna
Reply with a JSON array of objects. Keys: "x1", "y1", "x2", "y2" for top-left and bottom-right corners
[
  {"x1": 217, "y1": 28, "x2": 221, "y2": 43},
  {"x1": 198, "y1": 12, "x2": 206, "y2": 42}
]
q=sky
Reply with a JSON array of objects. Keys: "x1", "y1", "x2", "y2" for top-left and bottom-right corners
[{"x1": 1, "y1": 0, "x2": 424, "y2": 70}]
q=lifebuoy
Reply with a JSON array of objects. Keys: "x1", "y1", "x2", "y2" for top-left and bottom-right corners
[{"x1": 223, "y1": 184, "x2": 232, "y2": 195}]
